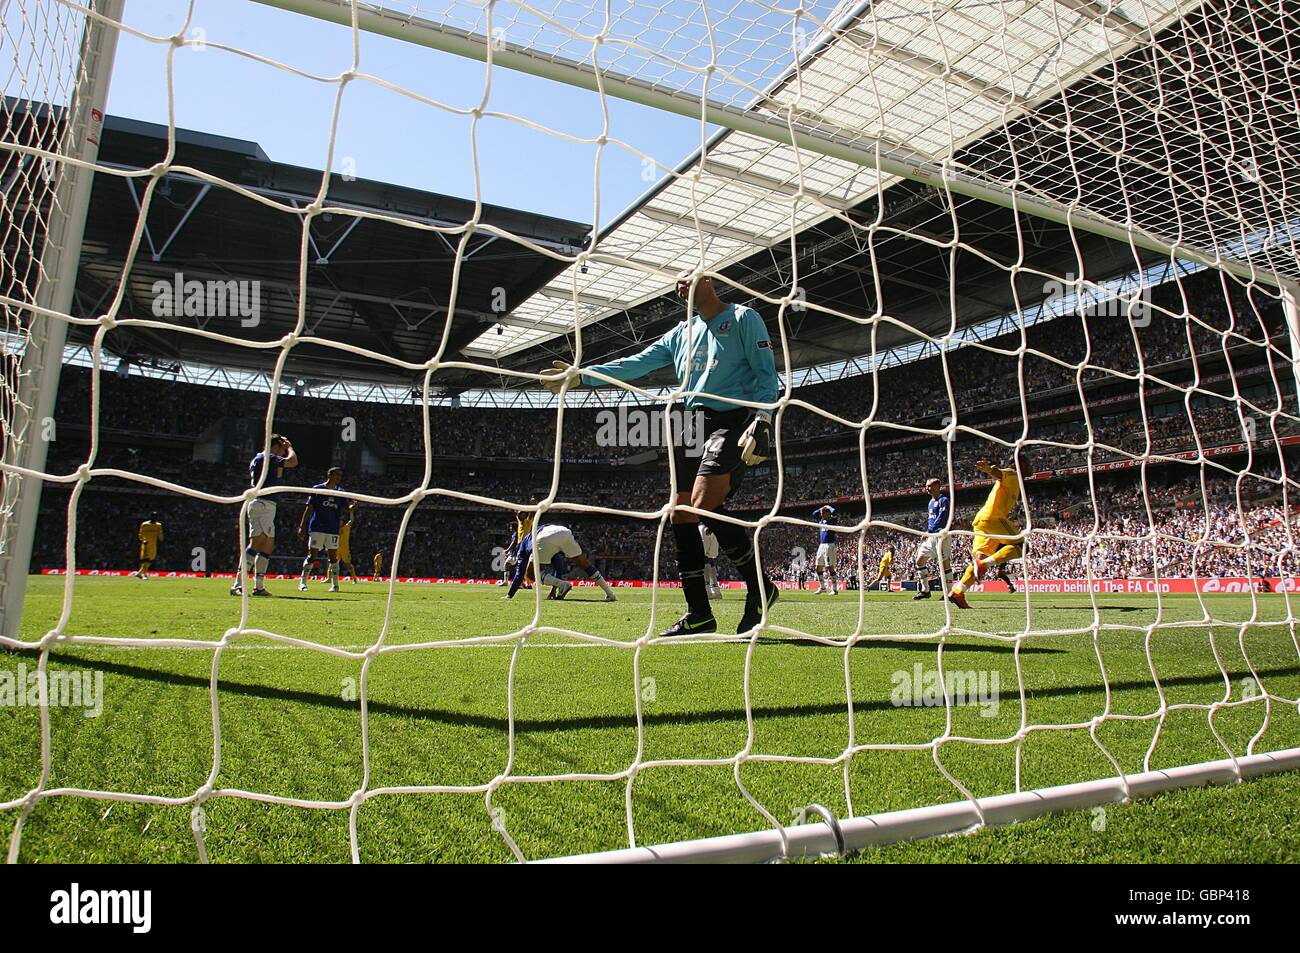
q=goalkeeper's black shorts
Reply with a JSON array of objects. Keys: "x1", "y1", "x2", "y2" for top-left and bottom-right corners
[{"x1": 671, "y1": 407, "x2": 753, "y2": 496}]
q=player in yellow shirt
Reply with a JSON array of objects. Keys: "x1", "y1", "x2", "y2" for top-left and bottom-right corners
[
  {"x1": 500, "y1": 495, "x2": 539, "y2": 588},
  {"x1": 515, "y1": 497, "x2": 537, "y2": 549},
  {"x1": 863, "y1": 543, "x2": 895, "y2": 591},
  {"x1": 337, "y1": 504, "x2": 358, "y2": 583},
  {"x1": 373, "y1": 551, "x2": 384, "y2": 581},
  {"x1": 134, "y1": 512, "x2": 163, "y2": 579},
  {"x1": 949, "y1": 460, "x2": 1024, "y2": 609}
]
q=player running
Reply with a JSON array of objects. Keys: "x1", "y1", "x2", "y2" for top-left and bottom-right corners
[
  {"x1": 337, "y1": 504, "x2": 359, "y2": 583},
  {"x1": 812, "y1": 505, "x2": 839, "y2": 595},
  {"x1": 133, "y1": 512, "x2": 163, "y2": 579},
  {"x1": 864, "y1": 543, "x2": 896, "y2": 591},
  {"x1": 543, "y1": 272, "x2": 780, "y2": 635},
  {"x1": 505, "y1": 524, "x2": 617, "y2": 602},
  {"x1": 948, "y1": 460, "x2": 1024, "y2": 609},
  {"x1": 232, "y1": 433, "x2": 297, "y2": 596},
  {"x1": 913, "y1": 478, "x2": 953, "y2": 600},
  {"x1": 296, "y1": 467, "x2": 349, "y2": 593}
]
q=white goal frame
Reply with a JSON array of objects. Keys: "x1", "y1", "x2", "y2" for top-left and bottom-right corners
[{"x1": 0, "y1": 0, "x2": 125, "y2": 643}]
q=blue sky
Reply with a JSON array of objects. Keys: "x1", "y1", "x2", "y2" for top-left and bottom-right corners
[{"x1": 108, "y1": 0, "x2": 715, "y2": 228}]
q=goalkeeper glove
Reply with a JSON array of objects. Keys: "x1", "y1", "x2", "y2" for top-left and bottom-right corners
[
  {"x1": 541, "y1": 360, "x2": 583, "y2": 394},
  {"x1": 738, "y1": 411, "x2": 773, "y2": 466}
]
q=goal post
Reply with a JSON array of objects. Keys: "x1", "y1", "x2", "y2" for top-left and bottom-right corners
[{"x1": 0, "y1": 0, "x2": 125, "y2": 642}]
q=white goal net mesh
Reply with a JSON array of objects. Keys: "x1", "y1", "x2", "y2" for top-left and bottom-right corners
[{"x1": 1, "y1": 0, "x2": 1299, "y2": 863}]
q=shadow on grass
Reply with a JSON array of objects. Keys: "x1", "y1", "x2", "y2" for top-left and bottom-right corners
[
  {"x1": 5, "y1": 647, "x2": 1296, "y2": 735},
  {"x1": 754, "y1": 638, "x2": 1065, "y2": 654}
]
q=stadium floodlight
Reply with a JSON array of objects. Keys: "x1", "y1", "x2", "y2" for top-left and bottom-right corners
[{"x1": 2, "y1": 0, "x2": 1299, "y2": 864}]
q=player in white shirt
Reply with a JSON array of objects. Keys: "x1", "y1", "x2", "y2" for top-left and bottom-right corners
[{"x1": 506, "y1": 524, "x2": 617, "y2": 602}]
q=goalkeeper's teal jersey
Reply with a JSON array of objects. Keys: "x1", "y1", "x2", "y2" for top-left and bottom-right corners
[{"x1": 581, "y1": 303, "x2": 779, "y2": 411}]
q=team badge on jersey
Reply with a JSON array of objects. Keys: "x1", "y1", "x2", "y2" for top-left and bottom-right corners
[{"x1": 717, "y1": 320, "x2": 731, "y2": 334}]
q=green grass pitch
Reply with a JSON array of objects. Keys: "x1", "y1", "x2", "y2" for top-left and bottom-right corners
[{"x1": 3, "y1": 575, "x2": 1299, "y2": 863}]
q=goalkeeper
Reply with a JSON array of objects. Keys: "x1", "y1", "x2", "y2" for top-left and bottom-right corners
[
  {"x1": 948, "y1": 460, "x2": 1024, "y2": 609},
  {"x1": 544, "y1": 271, "x2": 780, "y2": 635}
]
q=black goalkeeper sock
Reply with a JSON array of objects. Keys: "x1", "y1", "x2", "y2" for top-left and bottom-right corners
[
  {"x1": 671, "y1": 522, "x2": 713, "y2": 618},
  {"x1": 703, "y1": 515, "x2": 768, "y2": 608}
]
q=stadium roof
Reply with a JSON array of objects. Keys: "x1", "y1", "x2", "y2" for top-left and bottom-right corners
[
  {"x1": 42, "y1": 0, "x2": 1300, "y2": 399},
  {"x1": 453, "y1": 0, "x2": 1184, "y2": 361},
  {"x1": 69, "y1": 113, "x2": 589, "y2": 387},
  {"x1": 422, "y1": 0, "x2": 1297, "y2": 373}
]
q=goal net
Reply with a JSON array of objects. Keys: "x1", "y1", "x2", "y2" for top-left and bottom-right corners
[{"x1": 2, "y1": 0, "x2": 1300, "y2": 863}]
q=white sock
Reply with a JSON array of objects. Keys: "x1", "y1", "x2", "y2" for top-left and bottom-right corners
[
  {"x1": 541, "y1": 572, "x2": 564, "y2": 588},
  {"x1": 591, "y1": 571, "x2": 615, "y2": 597},
  {"x1": 255, "y1": 554, "x2": 269, "y2": 588},
  {"x1": 329, "y1": 561, "x2": 339, "y2": 586},
  {"x1": 301, "y1": 559, "x2": 311, "y2": 582}
]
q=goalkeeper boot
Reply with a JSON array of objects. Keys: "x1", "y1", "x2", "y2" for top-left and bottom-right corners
[
  {"x1": 737, "y1": 583, "x2": 780, "y2": 634},
  {"x1": 660, "y1": 613, "x2": 717, "y2": 637},
  {"x1": 946, "y1": 589, "x2": 970, "y2": 609}
]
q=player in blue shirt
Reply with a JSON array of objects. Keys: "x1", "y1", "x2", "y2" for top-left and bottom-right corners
[
  {"x1": 297, "y1": 467, "x2": 348, "y2": 593},
  {"x1": 913, "y1": 477, "x2": 952, "y2": 600},
  {"x1": 232, "y1": 432, "x2": 297, "y2": 596},
  {"x1": 543, "y1": 272, "x2": 780, "y2": 635},
  {"x1": 812, "y1": 505, "x2": 840, "y2": 595}
]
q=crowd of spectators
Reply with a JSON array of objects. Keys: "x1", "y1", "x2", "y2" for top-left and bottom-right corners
[
  {"x1": 36, "y1": 462, "x2": 1299, "y2": 584},
  {"x1": 33, "y1": 268, "x2": 1300, "y2": 583}
]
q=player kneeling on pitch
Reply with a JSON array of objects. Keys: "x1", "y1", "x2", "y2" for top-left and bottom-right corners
[
  {"x1": 506, "y1": 524, "x2": 617, "y2": 602},
  {"x1": 948, "y1": 460, "x2": 1024, "y2": 609}
]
